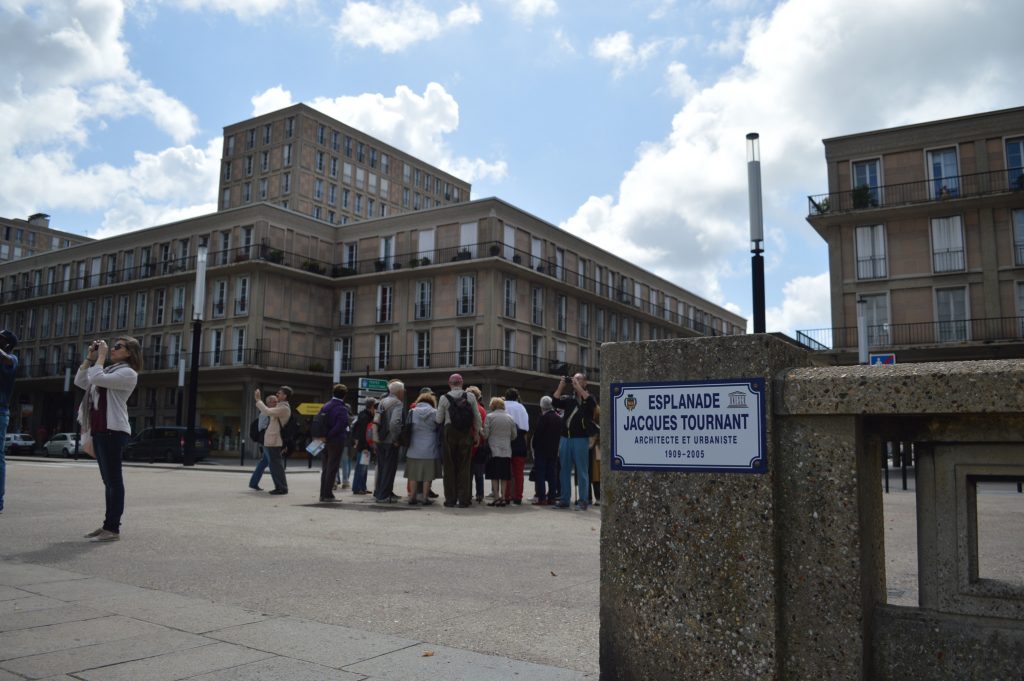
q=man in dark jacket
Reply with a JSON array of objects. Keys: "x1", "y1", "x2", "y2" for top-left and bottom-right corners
[
  {"x1": 551, "y1": 373, "x2": 596, "y2": 510},
  {"x1": 317, "y1": 383, "x2": 350, "y2": 503},
  {"x1": 350, "y1": 398, "x2": 375, "y2": 495},
  {"x1": 531, "y1": 395, "x2": 562, "y2": 505}
]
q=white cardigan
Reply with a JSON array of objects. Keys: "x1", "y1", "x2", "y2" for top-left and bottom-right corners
[{"x1": 75, "y1": 362, "x2": 138, "y2": 435}]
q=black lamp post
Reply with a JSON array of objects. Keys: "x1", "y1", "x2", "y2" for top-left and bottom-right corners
[
  {"x1": 747, "y1": 132, "x2": 766, "y2": 334},
  {"x1": 183, "y1": 239, "x2": 208, "y2": 467}
]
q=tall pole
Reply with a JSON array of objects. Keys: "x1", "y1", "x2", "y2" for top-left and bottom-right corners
[
  {"x1": 747, "y1": 132, "x2": 766, "y2": 334},
  {"x1": 856, "y1": 298, "x2": 869, "y2": 364},
  {"x1": 183, "y1": 239, "x2": 208, "y2": 467},
  {"x1": 332, "y1": 338, "x2": 342, "y2": 385},
  {"x1": 176, "y1": 348, "x2": 185, "y2": 425}
]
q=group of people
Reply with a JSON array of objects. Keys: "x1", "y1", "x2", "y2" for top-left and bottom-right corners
[{"x1": 247, "y1": 371, "x2": 601, "y2": 511}]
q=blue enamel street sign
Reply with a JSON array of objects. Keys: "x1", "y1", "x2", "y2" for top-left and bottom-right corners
[{"x1": 610, "y1": 378, "x2": 766, "y2": 474}]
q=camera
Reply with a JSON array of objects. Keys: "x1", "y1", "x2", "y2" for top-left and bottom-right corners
[{"x1": 562, "y1": 375, "x2": 571, "y2": 382}]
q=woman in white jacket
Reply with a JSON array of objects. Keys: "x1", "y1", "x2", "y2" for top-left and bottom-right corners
[{"x1": 76, "y1": 337, "x2": 142, "y2": 542}]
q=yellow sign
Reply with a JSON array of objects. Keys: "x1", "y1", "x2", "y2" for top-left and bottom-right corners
[{"x1": 295, "y1": 402, "x2": 322, "y2": 416}]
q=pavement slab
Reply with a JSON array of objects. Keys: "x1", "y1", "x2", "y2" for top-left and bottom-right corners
[
  {"x1": 74, "y1": 642, "x2": 274, "y2": 681},
  {"x1": 0, "y1": 615, "x2": 171, "y2": 661},
  {"x1": 77, "y1": 588, "x2": 268, "y2": 634},
  {"x1": 0, "y1": 603, "x2": 108, "y2": 633},
  {"x1": 0, "y1": 562, "x2": 89, "y2": 588},
  {"x1": 188, "y1": 656, "x2": 367, "y2": 681}
]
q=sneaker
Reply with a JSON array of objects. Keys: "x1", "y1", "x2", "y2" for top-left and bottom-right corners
[
  {"x1": 93, "y1": 530, "x2": 120, "y2": 542},
  {"x1": 84, "y1": 527, "x2": 104, "y2": 538},
  {"x1": 551, "y1": 502, "x2": 571, "y2": 509},
  {"x1": 593, "y1": 500, "x2": 601, "y2": 506},
  {"x1": 575, "y1": 501, "x2": 589, "y2": 511},
  {"x1": 249, "y1": 484, "x2": 263, "y2": 491}
]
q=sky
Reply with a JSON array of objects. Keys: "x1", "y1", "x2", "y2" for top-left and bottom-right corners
[{"x1": 2, "y1": 0, "x2": 1023, "y2": 335}]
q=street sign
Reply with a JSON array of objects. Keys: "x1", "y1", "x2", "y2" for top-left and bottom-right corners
[
  {"x1": 869, "y1": 353, "x2": 896, "y2": 365},
  {"x1": 295, "y1": 403, "x2": 322, "y2": 416},
  {"x1": 358, "y1": 377, "x2": 389, "y2": 392},
  {"x1": 610, "y1": 378, "x2": 766, "y2": 474}
]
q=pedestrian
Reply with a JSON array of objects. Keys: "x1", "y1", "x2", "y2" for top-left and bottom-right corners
[
  {"x1": 373, "y1": 381, "x2": 405, "y2": 503},
  {"x1": 317, "y1": 383, "x2": 349, "y2": 503},
  {"x1": 247, "y1": 394, "x2": 276, "y2": 490},
  {"x1": 405, "y1": 392, "x2": 440, "y2": 505},
  {"x1": 0, "y1": 329, "x2": 20, "y2": 514},
  {"x1": 503, "y1": 388, "x2": 530, "y2": 505},
  {"x1": 466, "y1": 385, "x2": 487, "y2": 504},
  {"x1": 77, "y1": 337, "x2": 142, "y2": 541},
  {"x1": 551, "y1": 373, "x2": 597, "y2": 511},
  {"x1": 483, "y1": 397, "x2": 515, "y2": 506},
  {"x1": 350, "y1": 398, "x2": 375, "y2": 495},
  {"x1": 531, "y1": 396, "x2": 561, "y2": 505},
  {"x1": 436, "y1": 373, "x2": 482, "y2": 509},
  {"x1": 254, "y1": 386, "x2": 293, "y2": 495}
]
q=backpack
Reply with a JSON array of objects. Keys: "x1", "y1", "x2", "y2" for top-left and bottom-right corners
[
  {"x1": 248, "y1": 418, "x2": 264, "y2": 445},
  {"x1": 397, "y1": 408, "x2": 413, "y2": 448},
  {"x1": 279, "y1": 414, "x2": 300, "y2": 448},
  {"x1": 445, "y1": 392, "x2": 475, "y2": 432},
  {"x1": 310, "y1": 409, "x2": 329, "y2": 439},
  {"x1": 376, "y1": 403, "x2": 392, "y2": 442}
]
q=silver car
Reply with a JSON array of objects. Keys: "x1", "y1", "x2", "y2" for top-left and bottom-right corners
[
  {"x1": 4, "y1": 433, "x2": 36, "y2": 455},
  {"x1": 44, "y1": 432, "x2": 82, "y2": 458}
]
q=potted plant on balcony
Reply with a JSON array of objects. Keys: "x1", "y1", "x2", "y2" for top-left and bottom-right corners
[
  {"x1": 409, "y1": 257, "x2": 422, "y2": 268},
  {"x1": 512, "y1": 254, "x2": 522, "y2": 264},
  {"x1": 265, "y1": 249, "x2": 284, "y2": 264},
  {"x1": 374, "y1": 259, "x2": 387, "y2": 271},
  {"x1": 301, "y1": 260, "x2": 325, "y2": 275},
  {"x1": 453, "y1": 249, "x2": 472, "y2": 261},
  {"x1": 308, "y1": 362, "x2": 326, "y2": 373},
  {"x1": 489, "y1": 244, "x2": 501, "y2": 256},
  {"x1": 332, "y1": 265, "x2": 357, "y2": 277},
  {"x1": 812, "y1": 197, "x2": 830, "y2": 215},
  {"x1": 851, "y1": 185, "x2": 876, "y2": 209}
]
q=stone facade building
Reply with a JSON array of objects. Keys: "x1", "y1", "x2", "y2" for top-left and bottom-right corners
[{"x1": 0, "y1": 213, "x2": 91, "y2": 263}]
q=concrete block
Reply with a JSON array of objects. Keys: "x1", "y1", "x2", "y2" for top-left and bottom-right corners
[
  {"x1": 343, "y1": 642, "x2": 593, "y2": 680},
  {"x1": 74, "y1": 641, "x2": 273, "y2": 681}
]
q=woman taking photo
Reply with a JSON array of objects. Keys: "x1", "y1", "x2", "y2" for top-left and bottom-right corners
[
  {"x1": 405, "y1": 392, "x2": 440, "y2": 505},
  {"x1": 76, "y1": 337, "x2": 142, "y2": 542},
  {"x1": 483, "y1": 397, "x2": 515, "y2": 507}
]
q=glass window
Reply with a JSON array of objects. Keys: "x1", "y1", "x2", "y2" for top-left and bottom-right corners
[
  {"x1": 457, "y1": 327, "x2": 474, "y2": 367},
  {"x1": 936, "y1": 287, "x2": 968, "y2": 342},
  {"x1": 1014, "y1": 209, "x2": 1024, "y2": 266},
  {"x1": 415, "y1": 281, "x2": 432, "y2": 320},
  {"x1": 375, "y1": 333, "x2": 390, "y2": 370},
  {"x1": 931, "y1": 216, "x2": 965, "y2": 272},
  {"x1": 860, "y1": 293, "x2": 890, "y2": 347},
  {"x1": 532, "y1": 286, "x2": 544, "y2": 325},
  {"x1": 855, "y1": 224, "x2": 887, "y2": 279},
  {"x1": 1007, "y1": 137, "x2": 1024, "y2": 190},
  {"x1": 376, "y1": 284, "x2": 393, "y2": 323},
  {"x1": 415, "y1": 331, "x2": 430, "y2": 368},
  {"x1": 927, "y1": 147, "x2": 959, "y2": 199},
  {"x1": 340, "y1": 290, "x2": 355, "y2": 325},
  {"x1": 503, "y1": 329, "x2": 516, "y2": 367},
  {"x1": 579, "y1": 302, "x2": 590, "y2": 338},
  {"x1": 557, "y1": 294, "x2": 567, "y2": 331},
  {"x1": 504, "y1": 278, "x2": 516, "y2": 318},
  {"x1": 234, "y1": 277, "x2": 249, "y2": 314},
  {"x1": 457, "y1": 275, "x2": 475, "y2": 316}
]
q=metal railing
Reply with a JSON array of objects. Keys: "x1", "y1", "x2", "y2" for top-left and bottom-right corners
[
  {"x1": 796, "y1": 315, "x2": 1024, "y2": 350},
  {"x1": 807, "y1": 166, "x2": 1024, "y2": 216}
]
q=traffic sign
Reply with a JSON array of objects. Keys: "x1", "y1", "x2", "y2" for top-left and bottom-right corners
[
  {"x1": 358, "y1": 377, "x2": 389, "y2": 392},
  {"x1": 295, "y1": 403, "x2": 322, "y2": 416},
  {"x1": 869, "y1": 353, "x2": 896, "y2": 365}
]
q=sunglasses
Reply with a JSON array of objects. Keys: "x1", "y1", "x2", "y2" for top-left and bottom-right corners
[{"x1": 111, "y1": 343, "x2": 127, "y2": 351}]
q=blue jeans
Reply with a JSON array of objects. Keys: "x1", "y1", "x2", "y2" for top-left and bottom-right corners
[
  {"x1": 352, "y1": 449, "x2": 369, "y2": 492},
  {"x1": 336, "y1": 446, "x2": 352, "y2": 483},
  {"x1": 558, "y1": 436, "x2": 590, "y2": 506},
  {"x1": 0, "y1": 410, "x2": 8, "y2": 511},
  {"x1": 94, "y1": 430, "x2": 129, "y2": 532},
  {"x1": 249, "y1": 449, "x2": 269, "y2": 488}
]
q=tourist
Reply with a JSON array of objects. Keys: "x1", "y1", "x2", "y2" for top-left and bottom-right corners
[
  {"x1": 466, "y1": 385, "x2": 488, "y2": 504},
  {"x1": 350, "y1": 398, "x2": 375, "y2": 495},
  {"x1": 532, "y1": 396, "x2": 561, "y2": 505},
  {"x1": 247, "y1": 394, "x2": 276, "y2": 490},
  {"x1": 373, "y1": 381, "x2": 405, "y2": 504},
  {"x1": 436, "y1": 373, "x2": 481, "y2": 508},
  {"x1": 317, "y1": 383, "x2": 349, "y2": 503},
  {"x1": 551, "y1": 373, "x2": 597, "y2": 510},
  {"x1": 503, "y1": 388, "x2": 530, "y2": 505},
  {"x1": 255, "y1": 386, "x2": 293, "y2": 495},
  {"x1": 405, "y1": 392, "x2": 441, "y2": 505},
  {"x1": 483, "y1": 397, "x2": 515, "y2": 507}
]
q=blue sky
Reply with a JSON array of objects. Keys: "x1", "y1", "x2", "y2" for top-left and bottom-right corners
[{"x1": 2, "y1": 0, "x2": 1023, "y2": 334}]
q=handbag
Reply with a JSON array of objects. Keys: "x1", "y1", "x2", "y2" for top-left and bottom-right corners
[{"x1": 475, "y1": 441, "x2": 492, "y2": 464}]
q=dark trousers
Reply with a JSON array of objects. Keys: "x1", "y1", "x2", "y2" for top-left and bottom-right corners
[
  {"x1": 510, "y1": 456, "x2": 526, "y2": 501},
  {"x1": 533, "y1": 450, "x2": 557, "y2": 501},
  {"x1": 266, "y1": 446, "x2": 287, "y2": 491},
  {"x1": 472, "y1": 461, "x2": 485, "y2": 499},
  {"x1": 374, "y1": 443, "x2": 399, "y2": 500},
  {"x1": 94, "y1": 431, "x2": 129, "y2": 533},
  {"x1": 320, "y1": 440, "x2": 343, "y2": 499},
  {"x1": 442, "y1": 425, "x2": 474, "y2": 505},
  {"x1": 352, "y1": 450, "x2": 369, "y2": 492}
]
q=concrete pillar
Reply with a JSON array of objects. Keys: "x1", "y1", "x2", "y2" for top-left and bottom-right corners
[{"x1": 600, "y1": 335, "x2": 808, "y2": 680}]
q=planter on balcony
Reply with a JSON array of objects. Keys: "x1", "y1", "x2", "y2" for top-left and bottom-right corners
[{"x1": 374, "y1": 260, "x2": 387, "y2": 271}]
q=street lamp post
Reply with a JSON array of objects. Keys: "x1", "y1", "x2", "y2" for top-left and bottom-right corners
[
  {"x1": 176, "y1": 349, "x2": 185, "y2": 425},
  {"x1": 332, "y1": 338, "x2": 342, "y2": 385},
  {"x1": 747, "y1": 132, "x2": 766, "y2": 334},
  {"x1": 183, "y1": 239, "x2": 208, "y2": 467}
]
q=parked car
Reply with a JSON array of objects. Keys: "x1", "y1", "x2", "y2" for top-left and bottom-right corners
[
  {"x1": 123, "y1": 426, "x2": 211, "y2": 463},
  {"x1": 4, "y1": 433, "x2": 37, "y2": 455},
  {"x1": 44, "y1": 432, "x2": 82, "y2": 458}
]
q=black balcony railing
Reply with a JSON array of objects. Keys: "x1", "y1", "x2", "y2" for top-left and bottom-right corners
[
  {"x1": 808, "y1": 166, "x2": 1024, "y2": 217},
  {"x1": 856, "y1": 256, "x2": 887, "y2": 280},
  {"x1": 796, "y1": 315, "x2": 1024, "y2": 351}
]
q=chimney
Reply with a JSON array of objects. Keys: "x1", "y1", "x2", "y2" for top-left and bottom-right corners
[{"x1": 27, "y1": 213, "x2": 50, "y2": 228}]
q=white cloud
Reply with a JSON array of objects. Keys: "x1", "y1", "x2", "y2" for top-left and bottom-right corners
[
  {"x1": 334, "y1": 1, "x2": 482, "y2": 53},
  {"x1": 170, "y1": 0, "x2": 300, "y2": 19},
  {"x1": 251, "y1": 86, "x2": 294, "y2": 117},
  {"x1": 591, "y1": 31, "x2": 664, "y2": 78},
  {"x1": 502, "y1": 0, "x2": 557, "y2": 22},
  {"x1": 665, "y1": 62, "x2": 698, "y2": 100},
  {"x1": 250, "y1": 83, "x2": 507, "y2": 184},
  {"x1": 562, "y1": 0, "x2": 1024, "y2": 331},
  {"x1": 765, "y1": 273, "x2": 830, "y2": 336}
]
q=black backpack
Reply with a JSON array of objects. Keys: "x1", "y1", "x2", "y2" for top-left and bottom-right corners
[
  {"x1": 397, "y1": 408, "x2": 413, "y2": 448},
  {"x1": 248, "y1": 418, "x2": 264, "y2": 444},
  {"x1": 445, "y1": 392, "x2": 475, "y2": 432},
  {"x1": 310, "y1": 409, "x2": 329, "y2": 439},
  {"x1": 280, "y1": 414, "x2": 300, "y2": 448}
]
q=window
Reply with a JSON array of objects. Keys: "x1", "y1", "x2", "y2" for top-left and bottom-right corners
[
  {"x1": 172, "y1": 287, "x2": 185, "y2": 323},
  {"x1": 503, "y1": 278, "x2": 516, "y2": 318},
  {"x1": 314, "y1": 179, "x2": 324, "y2": 200},
  {"x1": 580, "y1": 346, "x2": 590, "y2": 372},
  {"x1": 212, "y1": 280, "x2": 227, "y2": 318},
  {"x1": 357, "y1": 141, "x2": 365, "y2": 163},
  {"x1": 316, "y1": 151, "x2": 325, "y2": 173},
  {"x1": 555, "y1": 248, "x2": 565, "y2": 280},
  {"x1": 415, "y1": 331, "x2": 430, "y2": 368},
  {"x1": 69, "y1": 302, "x2": 80, "y2": 335},
  {"x1": 223, "y1": 162, "x2": 232, "y2": 181},
  {"x1": 354, "y1": 194, "x2": 363, "y2": 215},
  {"x1": 100, "y1": 297, "x2": 111, "y2": 330},
  {"x1": 379, "y1": 235, "x2": 394, "y2": 268},
  {"x1": 414, "y1": 281, "x2": 432, "y2": 319},
  {"x1": 246, "y1": 128, "x2": 255, "y2": 148},
  {"x1": 1013, "y1": 210, "x2": 1024, "y2": 266},
  {"x1": 851, "y1": 158, "x2": 881, "y2": 207},
  {"x1": 418, "y1": 228, "x2": 435, "y2": 262},
  {"x1": 856, "y1": 224, "x2": 887, "y2": 279},
  {"x1": 633, "y1": 281, "x2": 643, "y2": 308},
  {"x1": 578, "y1": 258, "x2": 586, "y2": 288},
  {"x1": 936, "y1": 287, "x2": 968, "y2": 342},
  {"x1": 503, "y1": 329, "x2": 516, "y2": 367},
  {"x1": 234, "y1": 328, "x2": 246, "y2": 365},
  {"x1": 1007, "y1": 137, "x2": 1024, "y2": 190},
  {"x1": 283, "y1": 143, "x2": 292, "y2": 166},
  {"x1": 134, "y1": 292, "x2": 147, "y2": 327},
  {"x1": 281, "y1": 172, "x2": 291, "y2": 194},
  {"x1": 931, "y1": 216, "x2": 965, "y2": 272},
  {"x1": 154, "y1": 289, "x2": 165, "y2": 325},
  {"x1": 579, "y1": 302, "x2": 590, "y2": 338},
  {"x1": 555, "y1": 340, "x2": 566, "y2": 364},
  {"x1": 503, "y1": 224, "x2": 516, "y2": 259},
  {"x1": 367, "y1": 198, "x2": 374, "y2": 217},
  {"x1": 927, "y1": 147, "x2": 959, "y2": 199},
  {"x1": 377, "y1": 284, "x2": 393, "y2": 322},
  {"x1": 234, "y1": 277, "x2": 249, "y2": 314},
  {"x1": 317, "y1": 124, "x2": 326, "y2": 145},
  {"x1": 595, "y1": 265, "x2": 604, "y2": 296},
  {"x1": 211, "y1": 329, "x2": 223, "y2": 366},
  {"x1": 860, "y1": 293, "x2": 890, "y2": 347},
  {"x1": 596, "y1": 308, "x2": 605, "y2": 342},
  {"x1": 557, "y1": 294, "x2": 567, "y2": 331},
  {"x1": 402, "y1": 188, "x2": 410, "y2": 208},
  {"x1": 368, "y1": 173, "x2": 377, "y2": 194},
  {"x1": 242, "y1": 182, "x2": 251, "y2": 203},
  {"x1": 532, "y1": 286, "x2": 544, "y2": 325},
  {"x1": 39, "y1": 307, "x2": 50, "y2": 338},
  {"x1": 622, "y1": 315, "x2": 631, "y2": 341},
  {"x1": 339, "y1": 337, "x2": 353, "y2": 371},
  {"x1": 342, "y1": 188, "x2": 350, "y2": 209},
  {"x1": 356, "y1": 167, "x2": 365, "y2": 189},
  {"x1": 1017, "y1": 282, "x2": 1024, "y2": 336},
  {"x1": 343, "y1": 242, "x2": 357, "y2": 269},
  {"x1": 225, "y1": 135, "x2": 235, "y2": 156},
  {"x1": 457, "y1": 327, "x2": 474, "y2": 367},
  {"x1": 259, "y1": 178, "x2": 267, "y2": 200},
  {"x1": 85, "y1": 300, "x2": 96, "y2": 333},
  {"x1": 531, "y1": 335, "x2": 544, "y2": 372},
  {"x1": 340, "y1": 290, "x2": 355, "y2": 325},
  {"x1": 150, "y1": 335, "x2": 163, "y2": 370},
  {"x1": 531, "y1": 237, "x2": 542, "y2": 269},
  {"x1": 457, "y1": 275, "x2": 475, "y2": 315},
  {"x1": 168, "y1": 333, "x2": 181, "y2": 369},
  {"x1": 116, "y1": 295, "x2": 129, "y2": 328},
  {"x1": 285, "y1": 116, "x2": 295, "y2": 137},
  {"x1": 245, "y1": 155, "x2": 253, "y2": 176},
  {"x1": 261, "y1": 150, "x2": 269, "y2": 172},
  {"x1": 375, "y1": 333, "x2": 390, "y2": 370},
  {"x1": 380, "y1": 178, "x2": 389, "y2": 200}
]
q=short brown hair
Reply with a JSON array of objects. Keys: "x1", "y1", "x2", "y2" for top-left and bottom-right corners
[
  {"x1": 489, "y1": 397, "x2": 505, "y2": 411},
  {"x1": 417, "y1": 393, "x2": 437, "y2": 408},
  {"x1": 278, "y1": 386, "x2": 293, "y2": 400},
  {"x1": 115, "y1": 336, "x2": 143, "y2": 373}
]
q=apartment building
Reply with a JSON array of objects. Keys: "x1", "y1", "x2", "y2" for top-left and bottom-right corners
[
  {"x1": 0, "y1": 213, "x2": 91, "y2": 263},
  {"x1": 0, "y1": 199, "x2": 744, "y2": 448},
  {"x1": 801, "y1": 106, "x2": 1024, "y2": 362},
  {"x1": 219, "y1": 103, "x2": 471, "y2": 225}
]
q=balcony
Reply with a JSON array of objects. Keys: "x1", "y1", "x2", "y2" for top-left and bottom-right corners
[
  {"x1": 796, "y1": 315, "x2": 1024, "y2": 351},
  {"x1": 807, "y1": 166, "x2": 1024, "y2": 217}
]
